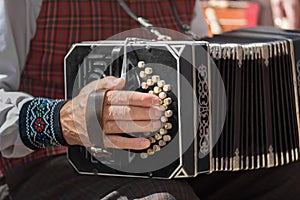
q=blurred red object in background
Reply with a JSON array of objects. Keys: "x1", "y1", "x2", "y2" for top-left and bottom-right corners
[{"x1": 202, "y1": 1, "x2": 260, "y2": 36}]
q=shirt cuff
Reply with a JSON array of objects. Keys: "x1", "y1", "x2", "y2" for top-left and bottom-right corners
[{"x1": 19, "y1": 98, "x2": 68, "y2": 150}]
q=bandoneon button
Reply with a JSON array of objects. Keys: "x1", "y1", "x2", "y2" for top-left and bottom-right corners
[{"x1": 138, "y1": 61, "x2": 145, "y2": 68}]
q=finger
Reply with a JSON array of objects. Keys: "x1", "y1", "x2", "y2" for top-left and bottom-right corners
[
  {"x1": 103, "y1": 120, "x2": 161, "y2": 134},
  {"x1": 271, "y1": 0, "x2": 285, "y2": 25},
  {"x1": 103, "y1": 105, "x2": 162, "y2": 121},
  {"x1": 283, "y1": 1, "x2": 300, "y2": 29},
  {"x1": 104, "y1": 135, "x2": 150, "y2": 150},
  {"x1": 105, "y1": 91, "x2": 160, "y2": 107}
]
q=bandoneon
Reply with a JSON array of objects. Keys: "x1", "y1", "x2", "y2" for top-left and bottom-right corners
[{"x1": 65, "y1": 27, "x2": 300, "y2": 179}]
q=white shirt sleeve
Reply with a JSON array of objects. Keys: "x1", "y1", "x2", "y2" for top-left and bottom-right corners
[{"x1": 0, "y1": 0, "x2": 42, "y2": 158}]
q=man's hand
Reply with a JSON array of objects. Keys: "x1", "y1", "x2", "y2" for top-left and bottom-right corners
[
  {"x1": 271, "y1": 0, "x2": 300, "y2": 29},
  {"x1": 60, "y1": 76, "x2": 162, "y2": 150}
]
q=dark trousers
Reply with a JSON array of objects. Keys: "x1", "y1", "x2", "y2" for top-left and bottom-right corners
[
  {"x1": 189, "y1": 160, "x2": 300, "y2": 200},
  {"x1": 3, "y1": 154, "x2": 300, "y2": 199},
  {"x1": 3, "y1": 155, "x2": 199, "y2": 200}
]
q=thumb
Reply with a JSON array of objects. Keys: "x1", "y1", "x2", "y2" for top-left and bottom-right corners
[
  {"x1": 110, "y1": 78, "x2": 125, "y2": 90},
  {"x1": 86, "y1": 76, "x2": 125, "y2": 92}
]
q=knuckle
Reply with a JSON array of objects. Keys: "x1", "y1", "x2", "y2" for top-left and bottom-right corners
[
  {"x1": 103, "y1": 121, "x2": 113, "y2": 133},
  {"x1": 139, "y1": 93, "x2": 149, "y2": 103},
  {"x1": 103, "y1": 106, "x2": 111, "y2": 120},
  {"x1": 115, "y1": 92, "x2": 129, "y2": 104},
  {"x1": 109, "y1": 106, "x2": 117, "y2": 119},
  {"x1": 121, "y1": 106, "x2": 130, "y2": 118},
  {"x1": 105, "y1": 91, "x2": 113, "y2": 104},
  {"x1": 145, "y1": 108, "x2": 151, "y2": 117},
  {"x1": 112, "y1": 106, "x2": 130, "y2": 119},
  {"x1": 121, "y1": 121, "x2": 130, "y2": 132},
  {"x1": 110, "y1": 92, "x2": 119, "y2": 104},
  {"x1": 128, "y1": 107, "x2": 136, "y2": 119},
  {"x1": 108, "y1": 108, "x2": 114, "y2": 120}
]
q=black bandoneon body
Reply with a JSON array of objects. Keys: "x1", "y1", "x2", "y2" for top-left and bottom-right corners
[{"x1": 65, "y1": 27, "x2": 300, "y2": 178}]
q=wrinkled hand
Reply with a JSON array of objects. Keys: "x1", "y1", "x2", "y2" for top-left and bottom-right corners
[
  {"x1": 271, "y1": 0, "x2": 300, "y2": 29},
  {"x1": 60, "y1": 76, "x2": 162, "y2": 150}
]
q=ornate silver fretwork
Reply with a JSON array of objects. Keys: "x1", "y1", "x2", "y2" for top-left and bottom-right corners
[
  {"x1": 233, "y1": 148, "x2": 240, "y2": 171},
  {"x1": 197, "y1": 64, "x2": 210, "y2": 156}
]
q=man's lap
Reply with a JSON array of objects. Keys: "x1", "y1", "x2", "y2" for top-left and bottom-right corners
[
  {"x1": 4, "y1": 153, "x2": 300, "y2": 199},
  {"x1": 189, "y1": 160, "x2": 300, "y2": 199},
  {"x1": 4, "y1": 155, "x2": 199, "y2": 200}
]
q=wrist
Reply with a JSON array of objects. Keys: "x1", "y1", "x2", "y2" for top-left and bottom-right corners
[
  {"x1": 60, "y1": 100, "x2": 79, "y2": 145},
  {"x1": 60, "y1": 99, "x2": 90, "y2": 146}
]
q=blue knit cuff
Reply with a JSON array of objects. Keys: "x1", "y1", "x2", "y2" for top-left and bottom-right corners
[{"x1": 19, "y1": 98, "x2": 68, "y2": 150}]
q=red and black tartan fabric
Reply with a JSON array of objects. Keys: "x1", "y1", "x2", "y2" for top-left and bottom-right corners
[{"x1": 0, "y1": 0, "x2": 195, "y2": 176}]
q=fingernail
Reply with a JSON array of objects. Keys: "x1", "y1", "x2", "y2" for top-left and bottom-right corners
[
  {"x1": 150, "y1": 107, "x2": 161, "y2": 119},
  {"x1": 152, "y1": 97, "x2": 160, "y2": 105},
  {"x1": 152, "y1": 120, "x2": 161, "y2": 129},
  {"x1": 155, "y1": 109, "x2": 162, "y2": 117}
]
